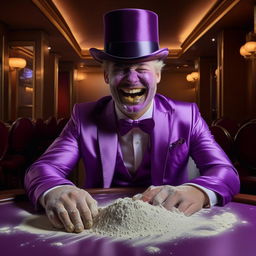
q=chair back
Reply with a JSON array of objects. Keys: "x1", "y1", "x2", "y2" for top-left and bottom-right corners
[
  {"x1": 234, "y1": 121, "x2": 256, "y2": 170},
  {"x1": 213, "y1": 118, "x2": 240, "y2": 138},
  {"x1": 33, "y1": 118, "x2": 47, "y2": 141},
  {"x1": 209, "y1": 125, "x2": 234, "y2": 162},
  {"x1": 0, "y1": 121, "x2": 9, "y2": 160},
  {"x1": 56, "y1": 117, "x2": 69, "y2": 136},
  {"x1": 8, "y1": 117, "x2": 34, "y2": 154},
  {"x1": 45, "y1": 116, "x2": 57, "y2": 140}
]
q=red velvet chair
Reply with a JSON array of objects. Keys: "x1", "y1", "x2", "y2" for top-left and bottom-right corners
[
  {"x1": 0, "y1": 121, "x2": 9, "y2": 160},
  {"x1": 234, "y1": 121, "x2": 256, "y2": 194},
  {"x1": 45, "y1": 116, "x2": 58, "y2": 140},
  {"x1": 1, "y1": 118, "x2": 34, "y2": 188},
  {"x1": 32, "y1": 118, "x2": 48, "y2": 159},
  {"x1": 235, "y1": 121, "x2": 256, "y2": 170},
  {"x1": 56, "y1": 117, "x2": 69, "y2": 136},
  {"x1": 0, "y1": 121, "x2": 9, "y2": 188}
]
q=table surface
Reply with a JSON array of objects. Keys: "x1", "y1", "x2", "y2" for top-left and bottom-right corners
[{"x1": 0, "y1": 188, "x2": 256, "y2": 256}]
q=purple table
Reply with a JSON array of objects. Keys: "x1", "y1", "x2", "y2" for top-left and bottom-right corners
[{"x1": 0, "y1": 188, "x2": 256, "y2": 256}]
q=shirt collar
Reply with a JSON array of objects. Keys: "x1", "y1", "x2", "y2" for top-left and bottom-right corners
[{"x1": 115, "y1": 101, "x2": 154, "y2": 121}]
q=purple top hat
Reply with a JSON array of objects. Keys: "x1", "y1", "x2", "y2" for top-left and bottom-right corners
[{"x1": 89, "y1": 8, "x2": 169, "y2": 63}]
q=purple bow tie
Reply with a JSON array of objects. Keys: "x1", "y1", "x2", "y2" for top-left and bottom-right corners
[{"x1": 118, "y1": 118, "x2": 155, "y2": 136}]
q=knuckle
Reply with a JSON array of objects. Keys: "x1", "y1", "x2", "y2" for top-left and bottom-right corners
[
  {"x1": 59, "y1": 194, "x2": 68, "y2": 203},
  {"x1": 58, "y1": 210, "x2": 68, "y2": 218},
  {"x1": 68, "y1": 190, "x2": 80, "y2": 199},
  {"x1": 68, "y1": 209, "x2": 79, "y2": 218}
]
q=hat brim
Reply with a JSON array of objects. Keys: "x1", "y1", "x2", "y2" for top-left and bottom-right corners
[{"x1": 89, "y1": 48, "x2": 169, "y2": 63}]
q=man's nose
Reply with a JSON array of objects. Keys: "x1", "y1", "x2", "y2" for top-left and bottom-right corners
[{"x1": 124, "y1": 70, "x2": 139, "y2": 84}]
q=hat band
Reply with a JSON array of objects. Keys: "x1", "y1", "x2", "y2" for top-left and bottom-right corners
[{"x1": 105, "y1": 41, "x2": 159, "y2": 58}]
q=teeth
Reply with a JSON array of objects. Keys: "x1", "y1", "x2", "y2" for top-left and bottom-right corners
[
  {"x1": 124, "y1": 95, "x2": 143, "y2": 103},
  {"x1": 121, "y1": 88, "x2": 143, "y2": 94}
]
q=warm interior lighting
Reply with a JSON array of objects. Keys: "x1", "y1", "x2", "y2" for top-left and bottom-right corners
[
  {"x1": 244, "y1": 41, "x2": 256, "y2": 53},
  {"x1": 74, "y1": 69, "x2": 86, "y2": 81},
  {"x1": 186, "y1": 72, "x2": 199, "y2": 82},
  {"x1": 240, "y1": 6, "x2": 256, "y2": 58},
  {"x1": 25, "y1": 87, "x2": 33, "y2": 92},
  {"x1": 215, "y1": 68, "x2": 219, "y2": 77},
  {"x1": 186, "y1": 74, "x2": 194, "y2": 82},
  {"x1": 9, "y1": 57, "x2": 27, "y2": 69}
]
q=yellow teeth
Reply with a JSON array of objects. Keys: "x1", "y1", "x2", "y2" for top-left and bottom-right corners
[
  {"x1": 121, "y1": 88, "x2": 143, "y2": 94},
  {"x1": 123, "y1": 95, "x2": 144, "y2": 103}
]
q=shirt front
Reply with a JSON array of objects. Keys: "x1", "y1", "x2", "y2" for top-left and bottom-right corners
[{"x1": 115, "y1": 102, "x2": 153, "y2": 173}]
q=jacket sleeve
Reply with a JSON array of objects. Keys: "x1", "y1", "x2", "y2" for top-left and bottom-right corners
[
  {"x1": 188, "y1": 103, "x2": 240, "y2": 205},
  {"x1": 24, "y1": 104, "x2": 81, "y2": 206}
]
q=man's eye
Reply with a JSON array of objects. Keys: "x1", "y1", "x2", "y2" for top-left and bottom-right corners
[{"x1": 137, "y1": 68, "x2": 148, "y2": 72}]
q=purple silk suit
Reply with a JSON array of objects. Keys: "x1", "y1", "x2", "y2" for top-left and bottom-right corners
[{"x1": 25, "y1": 94, "x2": 240, "y2": 206}]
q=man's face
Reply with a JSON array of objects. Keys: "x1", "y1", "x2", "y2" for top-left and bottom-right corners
[{"x1": 104, "y1": 61, "x2": 161, "y2": 119}]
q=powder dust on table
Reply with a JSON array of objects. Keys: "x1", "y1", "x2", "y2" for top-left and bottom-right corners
[{"x1": 0, "y1": 197, "x2": 246, "y2": 247}]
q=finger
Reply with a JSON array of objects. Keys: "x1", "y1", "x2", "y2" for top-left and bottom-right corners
[
  {"x1": 152, "y1": 186, "x2": 176, "y2": 206},
  {"x1": 46, "y1": 209, "x2": 64, "y2": 229},
  {"x1": 177, "y1": 201, "x2": 192, "y2": 214},
  {"x1": 162, "y1": 193, "x2": 181, "y2": 210},
  {"x1": 183, "y1": 203, "x2": 202, "y2": 216},
  {"x1": 67, "y1": 207, "x2": 84, "y2": 233},
  {"x1": 140, "y1": 187, "x2": 162, "y2": 203},
  {"x1": 63, "y1": 197, "x2": 84, "y2": 233},
  {"x1": 56, "y1": 205, "x2": 74, "y2": 232},
  {"x1": 77, "y1": 201, "x2": 93, "y2": 229},
  {"x1": 86, "y1": 193, "x2": 98, "y2": 216},
  {"x1": 86, "y1": 197, "x2": 98, "y2": 219}
]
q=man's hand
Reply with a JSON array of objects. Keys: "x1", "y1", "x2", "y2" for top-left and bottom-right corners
[
  {"x1": 134, "y1": 185, "x2": 209, "y2": 216},
  {"x1": 41, "y1": 185, "x2": 98, "y2": 233}
]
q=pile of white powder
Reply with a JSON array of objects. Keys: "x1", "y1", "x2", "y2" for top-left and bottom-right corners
[
  {"x1": 1, "y1": 196, "x2": 245, "y2": 250},
  {"x1": 89, "y1": 197, "x2": 238, "y2": 240}
]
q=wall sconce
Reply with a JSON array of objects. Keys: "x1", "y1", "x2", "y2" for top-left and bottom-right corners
[
  {"x1": 9, "y1": 57, "x2": 27, "y2": 69},
  {"x1": 240, "y1": 6, "x2": 256, "y2": 58},
  {"x1": 240, "y1": 40, "x2": 256, "y2": 58},
  {"x1": 74, "y1": 69, "x2": 86, "y2": 81},
  {"x1": 25, "y1": 86, "x2": 33, "y2": 92},
  {"x1": 186, "y1": 72, "x2": 199, "y2": 82}
]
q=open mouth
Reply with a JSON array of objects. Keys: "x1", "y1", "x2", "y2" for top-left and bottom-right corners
[{"x1": 118, "y1": 88, "x2": 147, "y2": 105}]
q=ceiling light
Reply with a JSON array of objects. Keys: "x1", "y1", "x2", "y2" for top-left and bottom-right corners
[{"x1": 211, "y1": 38, "x2": 216, "y2": 42}]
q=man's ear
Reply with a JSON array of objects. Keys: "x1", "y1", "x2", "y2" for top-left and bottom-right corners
[
  {"x1": 104, "y1": 70, "x2": 109, "y2": 84},
  {"x1": 156, "y1": 71, "x2": 161, "y2": 83}
]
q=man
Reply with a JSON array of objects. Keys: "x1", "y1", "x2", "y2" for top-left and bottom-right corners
[{"x1": 25, "y1": 8, "x2": 240, "y2": 233}]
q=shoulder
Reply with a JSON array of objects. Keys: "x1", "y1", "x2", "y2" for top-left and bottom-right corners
[
  {"x1": 155, "y1": 94, "x2": 197, "y2": 113},
  {"x1": 72, "y1": 96, "x2": 112, "y2": 116}
]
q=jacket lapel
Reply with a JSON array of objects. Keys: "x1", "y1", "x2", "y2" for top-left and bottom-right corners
[
  {"x1": 97, "y1": 99, "x2": 118, "y2": 188},
  {"x1": 151, "y1": 96, "x2": 174, "y2": 185}
]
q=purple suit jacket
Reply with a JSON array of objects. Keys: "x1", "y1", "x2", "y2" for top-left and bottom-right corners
[{"x1": 25, "y1": 94, "x2": 240, "y2": 206}]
